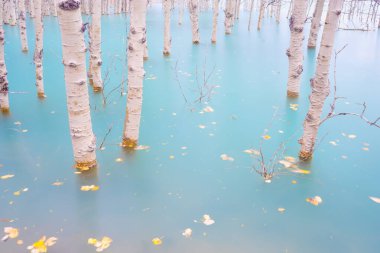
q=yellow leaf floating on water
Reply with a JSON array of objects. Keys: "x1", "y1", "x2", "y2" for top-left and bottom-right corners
[
  {"x1": 220, "y1": 154, "x2": 234, "y2": 162},
  {"x1": 198, "y1": 124, "x2": 206, "y2": 129},
  {"x1": 289, "y1": 104, "x2": 299, "y2": 111},
  {"x1": 291, "y1": 180, "x2": 297, "y2": 184},
  {"x1": 1, "y1": 174, "x2": 15, "y2": 180},
  {"x1": 290, "y1": 168, "x2": 311, "y2": 174},
  {"x1": 52, "y1": 182, "x2": 64, "y2": 186},
  {"x1": 202, "y1": 106, "x2": 214, "y2": 113},
  {"x1": 115, "y1": 158, "x2": 123, "y2": 163},
  {"x1": 262, "y1": 135, "x2": 271, "y2": 140},
  {"x1": 80, "y1": 185, "x2": 100, "y2": 192},
  {"x1": 306, "y1": 196, "x2": 323, "y2": 206},
  {"x1": 152, "y1": 237, "x2": 162, "y2": 245},
  {"x1": 369, "y1": 196, "x2": 380, "y2": 204},
  {"x1": 2, "y1": 227, "x2": 19, "y2": 241},
  {"x1": 13, "y1": 191, "x2": 21, "y2": 196},
  {"x1": 202, "y1": 214, "x2": 215, "y2": 226},
  {"x1": 27, "y1": 236, "x2": 57, "y2": 253},
  {"x1": 284, "y1": 156, "x2": 296, "y2": 163},
  {"x1": 243, "y1": 149, "x2": 260, "y2": 156},
  {"x1": 277, "y1": 208, "x2": 286, "y2": 213},
  {"x1": 347, "y1": 134, "x2": 357, "y2": 139},
  {"x1": 88, "y1": 237, "x2": 112, "y2": 252},
  {"x1": 279, "y1": 160, "x2": 293, "y2": 168}
]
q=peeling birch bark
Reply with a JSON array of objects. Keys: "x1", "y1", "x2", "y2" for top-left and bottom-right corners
[
  {"x1": 257, "y1": 0, "x2": 265, "y2": 30},
  {"x1": 122, "y1": 0, "x2": 147, "y2": 148},
  {"x1": 224, "y1": 0, "x2": 234, "y2": 34},
  {"x1": 18, "y1": 0, "x2": 29, "y2": 52},
  {"x1": 178, "y1": 0, "x2": 184, "y2": 25},
  {"x1": 189, "y1": 0, "x2": 200, "y2": 43},
  {"x1": 307, "y1": 0, "x2": 325, "y2": 48},
  {"x1": 89, "y1": 0, "x2": 102, "y2": 91},
  {"x1": 211, "y1": 0, "x2": 218, "y2": 43},
  {"x1": 57, "y1": 0, "x2": 97, "y2": 169},
  {"x1": 4, "y1": 0, "x2": 17, "y2": 25},
  {"x1": 286, "y1": 0, "x2": 307, "y2": 97},
  {"x1": 299, "y1": 0, "x2": 344, "y2": 160},
  {"x1": 34, "y1": 0, "x2": 45, "y2": 98},
  {"x1": 0, "y1": 3, "x2": 9, "y2": 113},
  {"x1": 163, "y1": 0, "x2": 171, "y2": 55}
]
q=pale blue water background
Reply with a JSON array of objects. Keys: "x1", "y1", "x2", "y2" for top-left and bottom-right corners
[{"x1": 1, "y1": 6, "x2": 380, "y2": 253}]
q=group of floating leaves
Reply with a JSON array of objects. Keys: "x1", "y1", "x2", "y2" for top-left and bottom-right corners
[{"x1": 88, "y1": 237, "x2": 112, "y2": 252}]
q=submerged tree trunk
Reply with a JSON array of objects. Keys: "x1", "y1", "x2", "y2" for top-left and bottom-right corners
[
  {"x1": 189, "y1": 0, "x2": 200, "y2": 43},
  {"x1": 34, "y1": 0, "x2": 45, "y2": 98},
  {"x1": 299, "y1": 0, "x2": 344, "y2": 160},
  {"x1": 211, "y1": 0, "x2": 218, "y2": 43},
  {"x1": 122, "y1": 0, "x2": 147, "y2": 148},
  {"x1": 307, "y1": 0, "x2": 325, "y2": 48},
  {"x1": 19, "y1": 0, "x2": 29, "y2": 52},
  {"x1": 89, "y1": 0, "x2": 102, "y2": 91},
  {"x1": 0, "y1": 3, "x2": 9, "y2": 113},
  {"x1": 29, "y1": 0, "x2": 35, "y2": 18},
  {"x1": 257, "y1": 0, "x2": 265, "y2": 30},
  {"x1": 286, "y1": 0, "x2": 307, "y2": 97},
  {"x1": 163, "y1": 0, "x2": 171, "y2": 55},
  {"x1": 57, "y1": 0, "x2": 97, "y2": 169},
  {"x1": 225, "y1": 0, "x2": 234, "y2": 34},
  {"x1": 4, "y1": 0, "x2": 17, "y2": 25},
  {"x1": 178, "y1": 0, "x2": 184, "y2": 25}
]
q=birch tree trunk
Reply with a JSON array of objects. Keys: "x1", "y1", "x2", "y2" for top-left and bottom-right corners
[
  {"x1": 178, "y1": 0, "x2": 184, "y2": 25},
  {"x1": 4, "y1": 0, "x2": 17, "y2": 25},
  {"x1": 163, "y1": 0, "x2": 171, "y2": 55},
  {"x1": 34, "y1": 0, "x2": 45, "y2": 98},
  {"x1": 286, "y1": 0, "x2": 307, "y2": 97},
  {"x1": 18, "y1": 0, "x2": 29, "y2": 52},
  {"x1": 29, "y1": 0, "x2": 35, "y2": 17},
  {"x1": 307, "y1": 0, "x2": 325, "y2": 48},
  {"x1": 50, "y1": 0, "x2": 58, "y2": 16},
  {"x1": 275, "y1": 0, "x2": 281, "y2": 23},
  {"x1": 211, "y1": 0, "x2": 218, "y2": 43},
  {"x1": 122, "y1": 0, "x2": 147, "y2": 148},
  {"x1": 299, "y1": 0, "x2": 344, "y2": 160},
  {"x1": 89, "y1": 0, "x2": 102, "y2": 91},
  {"x1": 0, "y1": 3, "x2": 9, "y2": 113},
  {"x1": 257, "y1": 0, "x2": 265, "y2": 30},
  {"x1": 248, "y1": 0, "x2": 254, "y2": 31},
  {"x1": 42, "y1": 0, "x2": 50, "y2": 16},
  {"x1": 189, "y1": 0, "x2": 200, "y2": 43},
  {"x1": 225, "y1": 0, "x2": 234, "y2": 34},
  {"x1": 57, "y1": 0, "x2": 97, "y2": 169}
]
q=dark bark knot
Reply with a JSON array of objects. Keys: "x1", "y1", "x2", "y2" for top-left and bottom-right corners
[{"x1": 59, "y1": 0, "x2": 80, "y2": 11}]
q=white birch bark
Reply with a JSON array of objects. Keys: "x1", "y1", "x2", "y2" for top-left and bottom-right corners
[
  {"x1": 224, "y1": 0, "x2": 234, "y2": 34},
  {"x1": 34, "y1": 0, "x2": 45, "y2": 98},
  {"x1": 189, "y1": 0, "x2": 200, "y2": 43},
  {"x1": 4, "y1": 0, "x2": 17, "y2": 25},
  {"x1": 235, "y1": 0, "x2": 241, "y2": 20},
  {"x1": 42, "y1": 0, "x2": 50, "y2": 16},
  {"x1": 275, "y1": 0, "x2": 281, "y2": 23},
  {"x1": 178, "y1": 0, "x2": 184, "y2": 25},
  {"x1": 248, "y1": 0, "x2": 254, "y2": 31},
  {"x1": 299, "y1": 0, "x2": 344, "y2": 160},
  {"x1": 29, "y1": 0, "x2": 35, "y2": 18},
  {"x1": 0, "y1": 3, "x2": 9, "y2": 113},
  {"x1": 18, "y1": 0, "x2": 29, "y2": 52},
  {"x1": 89, "y1": 0, "x2": 102, "y2": 91},
  {"x1": 211, "y1": 0, "x2": 218, "y2": 43},
  {"x1": 257, "y1": 0, "x2": 265, "y2": 30},
  {"x1": 307, "y1": 0, "x2": 325, "y2": 48},
  {"x1": 57, "y1": 0, "x2": 97, "y2": 169},
  {"x1": 163, "y1": 0, "x2": 171, "y2": 55},
  {"x1": 122, "y1": 0, "x2": 147, "y2": 148},
  {"x1": 286, "y1": 0, "x2": 307, "y2": 97},
  {"x1": 50, "y1": 0, "x2": 58, "y2": 16}
]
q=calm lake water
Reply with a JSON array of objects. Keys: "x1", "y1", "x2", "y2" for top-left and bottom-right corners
[{"x1": 1, "y1": 5, "x2": 380, "y2": 253}]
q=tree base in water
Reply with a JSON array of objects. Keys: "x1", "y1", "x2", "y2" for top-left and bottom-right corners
[
  {"x1": 287, "y1": 90, "x2": 299, "y2": 97},
  {"x1": 122, "y1": 138, "x2": 138, "y2": 149},
  {"x1": 163, "y1": 51, "x2": 170, "y2": 56},
  {"x1": 299, "y1": 150, "x2": 312, "y2": 161},
  {"x1": 37, "y1": 92, "x2": 46, "y2": 99},
  {"x1": 93, "y1": 86, "x2": 102, "y2": 92},
  {"x1": 1, "y1": 107, "x2": 10, "y2": 114},
  {"x1": 75, "y1": 160, "x2": 97, "y2": 171}
]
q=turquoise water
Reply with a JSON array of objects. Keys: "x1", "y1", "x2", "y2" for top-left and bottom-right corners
[{"x1": 1, "y1": 6, "x2": 380, "y2": 253}]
